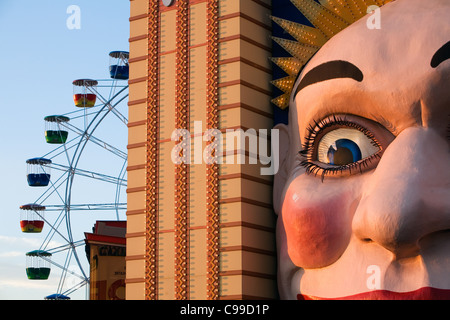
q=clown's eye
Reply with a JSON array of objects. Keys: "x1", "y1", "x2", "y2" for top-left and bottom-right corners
[
  {"x1": 300, "y1": 115, "x2": 394, "y2": 180},
  {"x1": 317, "y1": 128, "x2": 380, "y2": 165}
]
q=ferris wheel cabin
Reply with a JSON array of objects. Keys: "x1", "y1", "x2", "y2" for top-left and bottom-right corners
[
  {"x1": 26, "y1": 250, "x2": 52, "y2": 280},
  {"x1": 20, "y1": 204, "x2": 45, "y2": 233},
  {"x1": 109, "y1": 51, "x2": 129, "y2": 80},
  {"x1": 44, "y1": 294, "x2": 70, "y2": 300},
  {"x1": 73, "y1": 79, "x2": 98, "y2": 108},
  {"x1": 44, "y1": 115, "x2": 70, "y2": 144},
  {"x1": 26, "y1": 158, "x2": 51, "y2": 187}
]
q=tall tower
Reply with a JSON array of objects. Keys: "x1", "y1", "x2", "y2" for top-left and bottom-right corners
[{"x1": 125, "y1": 0, "x2": 276, "y2": 300}]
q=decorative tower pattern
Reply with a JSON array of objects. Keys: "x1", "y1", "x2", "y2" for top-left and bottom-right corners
[{"x1": 126, "y1": 0, "x2": 276, "y2": 300}]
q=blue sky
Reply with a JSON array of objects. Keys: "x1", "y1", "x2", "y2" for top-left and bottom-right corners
[{"x1": 0, "y1": 1, "x2": 130, "y2": 300}]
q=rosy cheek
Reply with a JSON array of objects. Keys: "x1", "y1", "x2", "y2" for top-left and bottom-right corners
[{"x1": 281, "y1": 180, "x2": 354, "y2": 268}]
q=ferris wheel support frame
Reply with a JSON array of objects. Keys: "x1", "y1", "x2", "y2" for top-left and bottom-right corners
[{"x1": 60, "y1": 84, "x2": 129, "y2": 286}]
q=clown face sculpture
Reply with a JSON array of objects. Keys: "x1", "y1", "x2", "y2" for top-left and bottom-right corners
[{"x1": 273, "y1": 0, "x2": 450, "y2": 299}]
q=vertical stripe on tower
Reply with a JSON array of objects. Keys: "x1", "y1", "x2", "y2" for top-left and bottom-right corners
[
  {"x1": 206, "y1": 0, "x2": 220, "y2": 300},
  {"x1": 174, "y1": 0, "x2": 190, "y2": 300},
  {"x1": 145, "y1": 0, "x2": 160, "y2": 300}
]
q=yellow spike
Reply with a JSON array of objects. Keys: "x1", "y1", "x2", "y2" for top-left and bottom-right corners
[
  {"x1": 380, "y1": 0, "x2": 394, "y2": 5},
  {"x1": 270, "y1": 16, "x2": 328, "y2": 46},
  {"x1": 272, "y1": 37, "x2": 320, "y2": 65},
  {"x1": 271, "y1": 75, "x2": 297, "y2": 93},
  {"x1": 346, "y1": 0, "x2": 372, "y2": 20},
  {"x1": 368, "y1": 0, "x2": 394, "y2": 9},
  {"x1": 347, "y1": 0, "x2": 394, "y2": 21},
  {"x1": 290, "y1": 0, "x2": 349, "y2": 39},
  {"x1": 270, "y1": 0, "x2": 395, "y2": 110},
  {"x1": 272, "y1": 93, "x2": 291, "y2": 110},
  {"x1": 319, "y1": 0, "x2": 355, "y2": 23},
  {"x1": 270, "y1": 57, "x2": 303, "y2": 77}
]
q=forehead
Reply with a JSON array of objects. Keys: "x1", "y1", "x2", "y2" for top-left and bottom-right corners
[
  {"x1": 291, "y1": 0, "x2": 450, "y2": 134},
  {"x1": 298, "y1": 0, "x2": 450, "y2": 82}
]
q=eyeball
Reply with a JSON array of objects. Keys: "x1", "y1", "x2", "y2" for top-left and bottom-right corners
[{"x1": 317, "y1": 128, "x2": 380, "y2": 165}]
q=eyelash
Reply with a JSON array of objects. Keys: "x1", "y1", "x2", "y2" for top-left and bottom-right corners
[{"x1": 299, "y1": 115, "x2": 383, "y2": 181}]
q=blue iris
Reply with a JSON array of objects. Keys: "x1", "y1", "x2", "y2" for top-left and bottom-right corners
[{"x1": 327, "y1": 139, "x2": 362, "y2": 165}]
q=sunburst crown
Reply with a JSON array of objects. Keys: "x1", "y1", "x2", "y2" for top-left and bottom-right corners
[{"x1": 271, "y1": 0, "x2": 394, "y2": 109}]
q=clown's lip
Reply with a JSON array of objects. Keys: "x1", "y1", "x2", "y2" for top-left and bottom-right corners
[{"x1": 297, "y1": 287, "x2": 450, "y2": 300}]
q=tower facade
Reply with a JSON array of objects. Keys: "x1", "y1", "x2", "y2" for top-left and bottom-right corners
[{"x1": 125, "y1": 0, "x2": 276, "y2": 300}]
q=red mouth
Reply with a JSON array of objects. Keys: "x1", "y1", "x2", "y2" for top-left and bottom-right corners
[{"x1": 297, "y1": 287, "x2": 450, "y2": 300}]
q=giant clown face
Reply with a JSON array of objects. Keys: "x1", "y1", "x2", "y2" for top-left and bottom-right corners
[{"x1": 274, "y1": 0, "x2": 450, "y2": 299}]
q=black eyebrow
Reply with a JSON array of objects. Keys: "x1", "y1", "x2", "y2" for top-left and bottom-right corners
[
  {"x1": 431, "y1": 41, "x2": 450, "y2": 68},
  {"x1": 294, "y1": 60, "x2": 364, "y2": 98}
]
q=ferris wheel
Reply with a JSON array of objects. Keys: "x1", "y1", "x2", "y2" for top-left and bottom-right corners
[{"x1": 20, "y1": 51, "x2": 129, "y2": 300}]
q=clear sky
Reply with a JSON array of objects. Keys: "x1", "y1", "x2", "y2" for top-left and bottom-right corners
[{"x1": 0, "y1": 0, "x2": 130, "y2": 300}]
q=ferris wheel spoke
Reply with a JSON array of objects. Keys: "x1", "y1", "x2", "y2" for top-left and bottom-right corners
[
  {"x1": 67, "y1": 239, "x2": 89, "y2": 280},
  {"x1": 63, "y1": 87, "x2": 128, "y2": 123},
  {"x1": 57, "y1": 245, "x2": 89, "y2": 294},
  {"x1": 41, "y1": 254, "x2": 87, "y2": 282},
  {"x1": 45, "y1": 203, "x2": 127, "y2": 212},
  {"x1": 33, "y1": 170, "x2": 69, "y2": 206},
  {"x1": 48, "y1": 162, "x2": 126, "y2": 187},
  {"x1": 61, "y1": 279, "x2": 89, "y2": 297},
  {"x1": 36, "y1": 209, "x2": 72, "y2": 248},
  {"x1": 56, "y1": 250, "x2": 73, "y2": 294},
  {"x1": 39, "y1": 212, "x2": 65, "y2": 250},
  {"x1": 71, "y1": 85, "x2": 129, "y2": 160},
  {"x1": 45, "y1": 241, "x2": 89, "y2": 292},
  {"x1": 114, "y1": 159, "x2": 128, "y2": 220},
  {"x1": 62, "y1": 105, "x2": 120, "y2": 123},
  {"x1": 41, "y1": 135, "x2": 82, "y2": 161},
  {"x1": 37, "y1": 253, "x2": 78, "y2": 279},
  {"x1": 59, "y1": 122, "x2": 127, "y2": 160},
  {"x1": 45, "y1": 239, "x2": 85, "y2": 255},
  {"x1": 64, "y1": 105, "x2": 103, "y2": 120},
  {"x1": 81, "y1": 134, "x2": 127, "y2": 160},
  {"x1": 90, "y1": 87, "x2": 128, "y2": 126}
]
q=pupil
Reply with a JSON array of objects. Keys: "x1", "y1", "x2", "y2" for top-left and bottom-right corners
[{"x1": 327, "y1": 139, "x2": 362, "y2": 165}]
